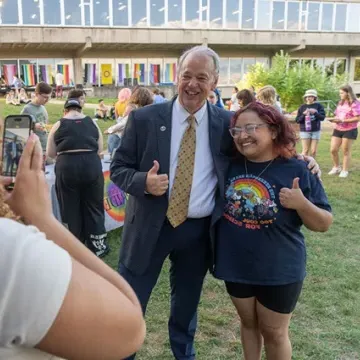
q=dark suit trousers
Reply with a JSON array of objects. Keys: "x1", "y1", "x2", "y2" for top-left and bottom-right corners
[{"x1": 119, "y1": 217, "x2": 211, "y2": 360}]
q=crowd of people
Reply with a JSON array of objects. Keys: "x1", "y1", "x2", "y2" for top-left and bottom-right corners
[{"x1": 0, "y1": 43, "x2": 359, "y2": 360}]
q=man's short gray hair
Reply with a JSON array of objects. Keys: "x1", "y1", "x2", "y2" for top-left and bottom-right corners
[{"x1": 178, "y1": 46, "x2": 220, "y2": 76}]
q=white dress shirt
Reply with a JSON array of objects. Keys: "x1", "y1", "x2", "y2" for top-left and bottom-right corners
[{"x1": 169, "y1": 99, "x2": 217, "y2": 218}]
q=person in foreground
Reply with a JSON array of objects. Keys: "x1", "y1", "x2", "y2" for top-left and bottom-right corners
[
  {"x1": 110, "y1": 46, "x2": 234, "y2": 360},
  {"x1": 0, "y1": 134, "x2": 145, "y2": 360},
  {"x1": 212, "y1": 102, "x2": 333, "y2": 360}
]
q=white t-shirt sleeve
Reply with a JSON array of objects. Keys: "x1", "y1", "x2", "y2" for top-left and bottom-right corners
[{"x1": 0, "y1": 219, "x2": 72, "y2": 349}]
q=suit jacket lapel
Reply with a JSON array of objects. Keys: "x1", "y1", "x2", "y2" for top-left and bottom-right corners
[
  {"x1": 156, "y1": 98, "x2": 175, "y2": 176},
  {"x1": 208, "y1": 103, "x2": 221, "y2": 157}
]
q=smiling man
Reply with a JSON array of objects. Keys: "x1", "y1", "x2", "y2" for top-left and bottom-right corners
[{"x1": 110, "y1": 46, "x2": 233, "y2": 360}]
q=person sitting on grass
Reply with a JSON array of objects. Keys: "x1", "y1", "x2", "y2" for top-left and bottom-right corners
[
  {"x1": 96, "y1": 99, "x2": 109, "y2": 120},
  {"x1": 18, "y1": 88, "x2": 32, "y2": 104},
  {"x1": 5, "y1": 90, "x2": 20, "y2": 106}
]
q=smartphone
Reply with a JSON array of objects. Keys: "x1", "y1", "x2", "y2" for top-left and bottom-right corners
[{"x1": 1, "y1": 115, "x2": 33, "y2": 187}]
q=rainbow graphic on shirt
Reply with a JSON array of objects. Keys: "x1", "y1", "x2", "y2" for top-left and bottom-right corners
[
  {"x1": 232, "y1": 177, "x2": 271, "y2": 200},
  {"x1": 224, "y1": 174, "x2": 278, "y2": 230},
  {"x1": 103, "y1": 170, "x2": 127, "y2": 222}
]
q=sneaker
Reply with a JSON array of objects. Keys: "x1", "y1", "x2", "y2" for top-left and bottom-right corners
[
  {"x1": 328, "y1": 166, "x2": 341, "y2": 175},
  {"x1": 339, "y1": 170, "x2": 349, "y2": 178}
]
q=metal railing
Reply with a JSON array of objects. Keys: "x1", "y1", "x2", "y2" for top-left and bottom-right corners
[{"x1": 318, "y1": 100, "x2": 338, "y2": 116}]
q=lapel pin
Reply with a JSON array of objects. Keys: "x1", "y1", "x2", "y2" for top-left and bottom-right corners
[{"x1": 160, "y1": 126, "x2": 166, "y2": 132}]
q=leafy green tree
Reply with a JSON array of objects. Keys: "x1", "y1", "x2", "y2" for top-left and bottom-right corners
[{"x1": 242, "y1": 51, "x2": 348, "y2": 113}]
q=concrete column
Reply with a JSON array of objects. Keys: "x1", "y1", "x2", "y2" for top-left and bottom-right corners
[{"x1": 73, "y1": 57, "x2": 83, "y2": 85}]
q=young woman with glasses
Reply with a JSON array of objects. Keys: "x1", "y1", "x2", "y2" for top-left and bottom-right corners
[{"x1": 212, "y1": 102, "x2": 333, "y2": 360}]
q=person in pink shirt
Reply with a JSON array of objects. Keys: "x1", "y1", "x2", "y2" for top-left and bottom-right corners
[{"x1": 327, "y1": 85, "x2": 360, "y2": 178}]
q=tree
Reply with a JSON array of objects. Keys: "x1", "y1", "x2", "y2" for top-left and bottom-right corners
[{"x1": 242, "y1": 51, "x2": 348, "y2": 113}]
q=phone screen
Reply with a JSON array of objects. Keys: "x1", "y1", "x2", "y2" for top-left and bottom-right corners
[{"x1": 1, "y1": 115, "x2": 32, "y2": 177}]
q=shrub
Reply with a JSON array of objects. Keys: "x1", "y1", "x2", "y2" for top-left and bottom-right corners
[{"x1": 240, "y1": 51, "x2": 348, "y2": 113}]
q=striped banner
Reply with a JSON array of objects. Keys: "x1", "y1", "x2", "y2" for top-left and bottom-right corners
[
  {"x1": 164, "y1": 63, "x2": 177, "y2": 83},
  {"x1": 57, "y1": 64, "x2": 70, "y2": 85},
  {"x1": 84, "y1": 63, "x2": 97, "y2": 84},
  {"x1": 133, "y1": 63, "x2": 145, "y2": 84},
  {"x1": 39, "y1": 65, "x2": 54, "y2": 84},
  {"x1": 22, "y1": 64, "x2": 36, "y2": 86},
  {"x1": 118, "y1": 63, "x2": 131, "y2": 84},
  {"x1": 150, "y1": 64, "x2": 161, "y2": 84},
  {"x1": 3, "y1": 64, "x2": 17, "y2": 85}
]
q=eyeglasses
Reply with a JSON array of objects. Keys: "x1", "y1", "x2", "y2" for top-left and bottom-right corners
[
  {"x1": 39, "y1": 93, "x2": 50, "y2": 100},
  {"x1": 229, "y1": 124, "x2": 268, "y2": 138}
]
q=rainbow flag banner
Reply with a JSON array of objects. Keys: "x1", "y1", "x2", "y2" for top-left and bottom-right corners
[
  {"x1": 57, "y1": 64, "x2": 70, "y2": 85},
  {"x1": 118, "y1": 63, "x2": 131, "y2": 84},
  {"x1": 22, "y1": 64, "x2": 36, "y2": 86},
  {"x1": 150, "y1": 64, "x2": 161, "y2": 84},
  {"x1": 133, "y1": 63, "x2": 145, "y2": 84},
  {"x1": 84, "y1": 63, "x2": 97, "y2": 84},
  {"x1": 3, "y1": 64, "x2": 17, "y2": 85},
  {"x1": 165, "y1": 63, "x2": 177, "y2": 83},
  {"x1": 39, "y1": 65, "x2": 54, "y2": 84}
]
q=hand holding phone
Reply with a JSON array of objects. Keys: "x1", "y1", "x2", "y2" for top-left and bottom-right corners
[{"x1": 1, "y1": 115, "x2": 33, "y2": 187}]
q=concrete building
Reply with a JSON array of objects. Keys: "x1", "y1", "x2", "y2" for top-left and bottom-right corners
[{"x1": 0, "y1": 0, "x2": 360, "y2": 97}]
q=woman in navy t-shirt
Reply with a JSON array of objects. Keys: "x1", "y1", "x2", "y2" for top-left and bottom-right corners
[{"x1": 213, "y1": 102, "x2": 332, "y2": 359}]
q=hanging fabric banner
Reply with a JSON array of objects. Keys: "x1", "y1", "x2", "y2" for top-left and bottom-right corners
[
  {"x1": 3, "y1": 64, "x2": 17, "y2": 85},
  {"x1": 85, "y1": 63, "x2": 97, "y2": 84},
  {"x1": 118, "y1": 63, "x2": 131, "y2": 84},
  {"x1": 150, "y1": 64, "x2": 161, "y2": 84},
  {"x1": 133, "y1": 63, "x2": 145, "y2": 83},
  {"x1": 39, "y1": 65, "x2": 54, "y2": 84},
  {"x1": 101, "y1": 64, "x2": 113, "y2": 85},
  {"x1": 57, "y1": 64, "x2": 70, "y2": 85},
  {"x1": 164, "y1": 63, "x2": 177, "y2": 83},
  {"x1": 22, "y1": 64, "x2": 36, "y2": 86}
]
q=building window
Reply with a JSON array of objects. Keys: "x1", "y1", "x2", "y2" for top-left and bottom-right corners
[
  {"x1": 113, "y1": 0, "x2": 128, "y2": 26},
  {"x1": 150, "y1": 0, "x2": 165, "y2": 27},
  {"x1": 22, "y1": 0, "x2": 40, "y2": 25},
  {"x1": 44, "y1": 0, "x2": 61, "y2": 25},
  {"x1": 272, "y1": 1, "x2": 285, "y2": 30},
  {"x1": 226, "y1": 0, "x2": 239, "y2": 29},
  {"x1": 307, "y1": 2, "x2": 320, "y2": 31},
  {"x1": 185, "y1": 0, "x2": 199, "y2": 27},
  {"x1": 321, "y1": 3, "x2": 333, "y2": 31},
  {"x1": 93, "y1": 0, "x2": 110, "y2": 26},
  {"x1": 84, "y1": 4, "x2": 91, "y2": 26},
  {"x1": 243, "y1": 58, "x2": 256, "y2": 79},
  {"x1": 0, "y1": 0, "x2": 19, "y2": 24},
  {"x1": 132, "y1": 0, "x2": 147, "y2": 26},
  {"x1": 168, "y1": 0, "x2": 182, "y2": 27},
  {"x1": 335, "y1": 4, "x2": 346, "y2": 32},
  {"x1": 257, "y1": 0, "x2": 271, "y2": 30},
  {"x1": 287, "y1": 1, "x2": 300, "y2": 30},
  {"x1": 230, "y1": 58, "x2": 242, "y2": 84},
  {"x1": 241, "y1": 0, "x2": 254, "y2": 29},
  {"x1": 324, "y1": 58, "x2": 335, "y2": 77},
  {"x1": 354, "y1": 59, "x2": 360, "y2": 82},
  {"x1": 313, "y1": 58, "x2": 324, "y2": 70},
  {"x1": 219, "y1": 58, "x2": 229, "y2": 85},
  {"x1": 336, "y1": 59, "x2": 347, "y2": 76},
  {"x1": 347, "y1": 3, "x2": 360, "y2": 32},
  {"x1": 64, "y1": 0, "x2": 82, "y2": 26},
  {"x1": 209, "y1": 0, "x2": 223, "y2": 28},
  {"x1": 300, "y1": 1, "x2": 307, "y2": 30}
]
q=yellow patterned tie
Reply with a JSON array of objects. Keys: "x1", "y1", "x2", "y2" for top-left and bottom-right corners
[{"x1": 167, "y1": 115, "x2": 197, "y2": 228}]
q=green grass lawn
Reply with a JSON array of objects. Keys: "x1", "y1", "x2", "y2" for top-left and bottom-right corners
[
  {"x1": 2, "y1": 101, "x2": 360, "y2": 359},
  {"x1": 0, "y1": 100, "x2": 116, "y2": 150}
]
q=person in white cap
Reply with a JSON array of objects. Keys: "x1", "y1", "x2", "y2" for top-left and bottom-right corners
[{"x1": 295, "y1": 89, "x2": 326, "y2": 158}]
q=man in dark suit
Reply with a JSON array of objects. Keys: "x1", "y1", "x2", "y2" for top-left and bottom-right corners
[{"x1": 110, "y1": 45, "x2": 233, "y2": 360}]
